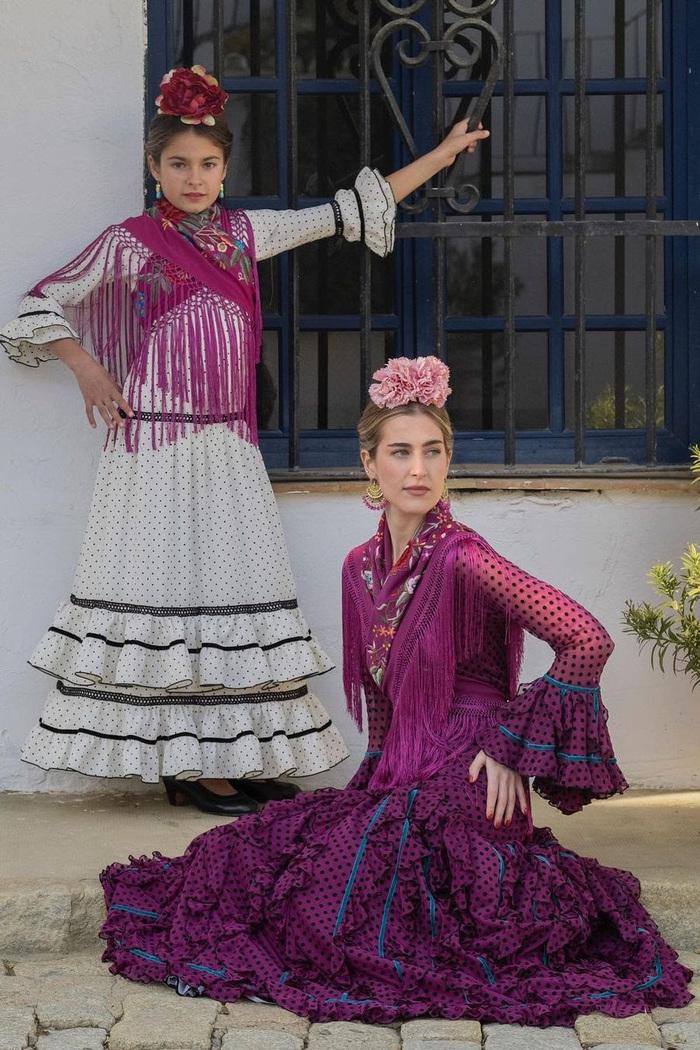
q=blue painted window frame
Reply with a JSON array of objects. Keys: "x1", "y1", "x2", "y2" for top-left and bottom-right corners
[{"x1": 146, "y1": 0, "x2": 700, "y2": 469}]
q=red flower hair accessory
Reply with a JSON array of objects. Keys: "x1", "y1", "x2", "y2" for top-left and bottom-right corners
[
  {"x1": 368, "y1": 356, "x2": 452, "y2": 410},
  {"x1": 155, "y1": 65, "x2": 228, "y2": 126}
]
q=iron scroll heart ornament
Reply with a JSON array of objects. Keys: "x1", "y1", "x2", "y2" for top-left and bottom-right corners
[{"x1": 371, "y1": 0, "x2": 503, "y2": 215}]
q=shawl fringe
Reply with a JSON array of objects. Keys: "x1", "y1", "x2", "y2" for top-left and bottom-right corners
[
  {"x1": 31, "y1": 210, "x2": 261, "y2": 452},
  {"x1": 342, "y1": 560, "x2": 366, "y2": 733},
  {"x1": 342, "y1": 529, "x2": 519, "y2": 792}
]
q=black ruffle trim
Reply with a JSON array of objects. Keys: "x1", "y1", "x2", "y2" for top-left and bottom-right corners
[
  {"x1": 69, "y1": 594, "x2": 299, "y2": 617},
  {"x1": 38, "y1": 717, "x2": 332, "y2": 747},
  {"x1": 55, "y1": 680, "x2": 309, "y2": 707},
  {"x1": 49, "y1": 624, "x2": 313, "y2": 654}
]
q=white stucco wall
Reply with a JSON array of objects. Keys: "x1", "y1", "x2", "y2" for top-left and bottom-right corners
[
  {"x1": 1, "y1": 1, "x2": 698, "y2": 794},
  {"x1": 0, "y1": 0, "x2": 146, "y2": 788}
]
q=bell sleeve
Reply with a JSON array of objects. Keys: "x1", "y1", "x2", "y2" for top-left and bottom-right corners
[
  {"x1": 467, "y1": 542, "x2": 628, "y2": 814},
  {"x1": 0, "y1": 227, "x2": 120, "y2": 368},
  {"x1": 245, "y1": 167, "x2": 396, "y2": 261}
]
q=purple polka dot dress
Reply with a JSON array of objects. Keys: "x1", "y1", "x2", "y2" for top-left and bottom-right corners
[{"x1": 100, "y1": 512, "x2": 693, "y2": 1026}]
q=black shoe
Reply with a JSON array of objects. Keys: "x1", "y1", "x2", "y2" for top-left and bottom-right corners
[
  {"x1": 228, "y1": 778, "x2": 301, "y2": 802},
  {"x1": 162, "y1": 777, "x2": 260, "y2": 815}
]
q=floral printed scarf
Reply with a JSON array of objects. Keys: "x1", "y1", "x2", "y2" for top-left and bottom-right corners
[
  {"x1": 148, "y1": 199, "x2": 254, "y2": 282},
  {"x1": 361, "y1": 500, "x2": 459, "y2": 688}
]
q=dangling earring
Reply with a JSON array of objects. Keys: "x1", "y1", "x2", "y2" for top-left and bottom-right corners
[
  {"x1": 155, "y1": 181, "x2": 162, "y2": 200},
  {"x1": 442, "y1": 479, "x2": 450, "y2": 504},
  {"x1": 219, "y1": 182, "x2": 225, "y2": 201},
  {"x1": 363, "y1": 478, "x2": 386, "y2": 511}
]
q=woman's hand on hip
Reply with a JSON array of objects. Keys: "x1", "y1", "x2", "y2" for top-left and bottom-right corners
[{"x1": 468, "y1": 749, "x2": 528, "y2": 829}]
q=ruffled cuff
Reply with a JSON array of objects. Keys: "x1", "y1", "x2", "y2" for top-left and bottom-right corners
[
  {"x1": 476, "y1": 673, "x2": 628, "y2": 815},
  {"x1": 1, "y1": 294, "x2": 79, "y2": 367},
  {"x1": 335, "y1": 167, "x2": 396, "y2": 258}
]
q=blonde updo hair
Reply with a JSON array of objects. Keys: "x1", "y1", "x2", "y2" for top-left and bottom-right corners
[{"x1": 357, "y1": 400, "x2": 454, "y2": 459}]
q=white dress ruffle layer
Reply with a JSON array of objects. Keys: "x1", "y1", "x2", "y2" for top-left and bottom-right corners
[{"x1": 20, "y1": 426, "x2": 346, "y2": 781}]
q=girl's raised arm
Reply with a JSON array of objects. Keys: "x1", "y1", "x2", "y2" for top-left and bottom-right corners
[{"x1": 246, "y1": 121, "x2": 489, "y2": 262}]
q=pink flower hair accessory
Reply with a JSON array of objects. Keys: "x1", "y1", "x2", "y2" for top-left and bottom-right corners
[
  {"x1": 368, "y1": 356, "x2": 452, "y2": 410},
  {"x1": 156, "y1": 65, "x2": 228, "y2": 126}
]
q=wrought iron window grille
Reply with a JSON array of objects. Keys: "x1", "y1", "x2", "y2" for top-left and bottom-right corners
[{"x1": 147, "y1": 0, "x2": 700, "y2": 476}]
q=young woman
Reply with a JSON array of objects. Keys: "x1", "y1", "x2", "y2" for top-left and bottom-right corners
[
  {"x1": 100, "y1": 356, "x2": 692, "y2": 1025},
  {"x1": 0, "y1": 67, "x2": 488, "y2": 814}
]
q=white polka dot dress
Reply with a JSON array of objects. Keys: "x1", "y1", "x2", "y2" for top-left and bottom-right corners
[{"x1": 0, "y1": 169, "x2": 396, "y2": 784}]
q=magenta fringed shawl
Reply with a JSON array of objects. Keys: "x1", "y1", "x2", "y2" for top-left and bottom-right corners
[
  {"x1": 30, "y1": 206, "x2": 262, "y2": 451},
  {"x1": 342, "y1": 505, "x2": 524, "y2": 790}
]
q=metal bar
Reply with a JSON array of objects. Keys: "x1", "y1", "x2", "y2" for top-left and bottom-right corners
[
  {"x1": 315, "y1": 0, "x2": 328, "y2": 427},
  {"x1": 433, "y1": 0, "x2": 445, "y2": 362},
  {"x1": 213, "y1": 0, "x2": 223, "y2": 78},
  {"x1": 481, "y1": 27, "x2": 494, "y2": 432},
  {"x1": 443, "y1": 313, "x2": 667, "y2": 332},
  {"x1": 359, "y1": 0, "x2": 372, "y2": 400},
  {"x1": 479, "y1": 12, "x2": 495, "y2": 430},
  {"x1": 182, "y1": 0, "x2": 194, "y2": 65},
  {"x1": 503, "y1": 0, "x2": 516, "y2": 463},
  {"x1": 573, "y1": 0, "x2": 586, "y2": 464},
  {"x1": 251, "y1": 0, "x2": 262, "y2": 195},
  {"x1": 545, "y1": 0, "x2": 565, "y2": 435},
  {"x1": 613, "y1": 0, "x2": 626, "y2": 429},
  {"x1": 318, "y1": 333, "x2": 329, "y2": 429},
  {"x1": 645, "y1": 0, "x2": 660, "y2": 465},
  {"x1": 442, "y1": 76, "x2": 665, "y2": 97},
  {"x1": 250, "y1": 0, "x2": 261, "y2": 74},
  {"x1": 396, "y1": 219, "x2": 700, "y2": 237},
  {"x1": 287, "y1": 0, "x2": 300, "y2": 469}
]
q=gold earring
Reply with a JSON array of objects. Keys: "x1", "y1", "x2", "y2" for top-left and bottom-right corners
[
  {"x1": 442, "y1": 479, "x2": 450, "y2": 503},
  {"x1": 363, "y1": 478, "x2": 386, "y2": 511},
  {"x1": 155, "y1": 181, "x2": 162, "y2": 200}
]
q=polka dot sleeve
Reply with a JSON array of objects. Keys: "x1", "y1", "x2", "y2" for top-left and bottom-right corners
[
  {"x1": 1, "y1": 229, "x2": 116, "y2": 368},
  {"x1": 245, "y1": 167, "x2": 396, "y2": 261},
  {"x1": 463, "y1": 541, "x2": 628, "y2": 814},
  {"x1": 1, "y1": 292, "x2": 82, "y2": 367}
]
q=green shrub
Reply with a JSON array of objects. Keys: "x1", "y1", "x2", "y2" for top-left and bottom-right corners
[{"x1": 623, "y1": 446, "x2": 700, "y2": 688}]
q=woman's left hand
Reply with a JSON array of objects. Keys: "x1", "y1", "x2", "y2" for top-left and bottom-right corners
[
  {"x1": 468, "y1": 749, "x2": 528, "y2": 829},
  {"x1": 436, "y1": 119, "x2": 490, "y2": 169}
]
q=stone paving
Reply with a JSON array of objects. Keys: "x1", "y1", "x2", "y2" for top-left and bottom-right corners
[{"x1": 0, "y1": 948, "x2": 698, "y2": 1050}]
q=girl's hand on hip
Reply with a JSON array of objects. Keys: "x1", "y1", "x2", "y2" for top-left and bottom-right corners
[
  {"x1": 468, "y1": 749, "x2": 528, "y2": 829},
  {"x1": 56, "y1": 343, "x2": 134, "y2": 430}
]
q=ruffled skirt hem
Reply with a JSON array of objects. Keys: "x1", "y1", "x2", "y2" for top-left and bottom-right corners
[
  {"x1": 21, "y1": 683, "x2": 349, "y2": 782},
  {"x1": 98, "y1": 748, "x2": 693, "y2": 1024}
]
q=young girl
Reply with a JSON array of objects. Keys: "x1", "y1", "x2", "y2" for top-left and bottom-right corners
[
  {"x1": 0, "y1": 66, "x2": 489, "y2": 813},
  {"x1": 100, "y1": 356, "x2": 692, "y2": 1024}
]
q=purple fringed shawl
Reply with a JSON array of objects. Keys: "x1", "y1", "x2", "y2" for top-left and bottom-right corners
[
  {"x1": 31, "y1": 205, "x2": 262, "y2": 451},
  {"x1": 342, "y1": 503, "x2": 524, "y2": 790}
]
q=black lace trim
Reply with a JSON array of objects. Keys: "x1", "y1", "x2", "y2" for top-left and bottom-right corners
[
  {"x1": 69, "y1": 594, "x2": 298, "y2": 617},
  {"x1": 50, "y1": 624, "x2": 313, "y2": 654},
  {"x1": 38, "y1": 718, "x2": 332, "y2": 747},
  {"x1": 18, "y1": 309, "x2": 61, "y2": 318},
  {"x1": 56, "y1": 680, "x2": 309, "y2": 707},
  {"x1": 117, "y1": 409, "x2": 242, "y2": 424}
]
